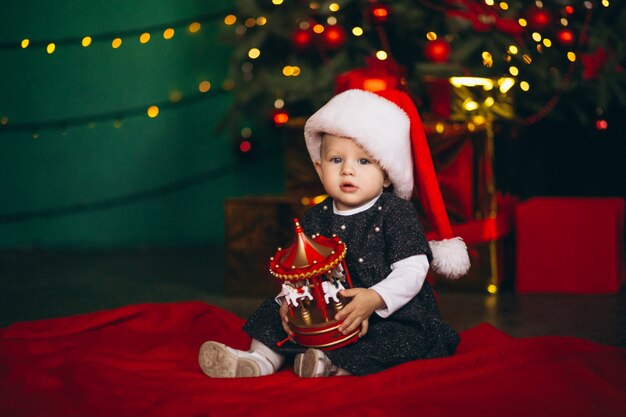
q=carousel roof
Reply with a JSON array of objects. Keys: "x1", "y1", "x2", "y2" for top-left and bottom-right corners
[{"x1": 269, "y1": 218, "x2": 347, "y2": 281}]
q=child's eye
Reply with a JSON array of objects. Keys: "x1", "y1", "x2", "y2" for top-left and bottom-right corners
[
  {"x1": 358, "y1": 158, "x2": 370, "y2": 165},
  {"x1": 330, "y1": 157, "x2": 342, "y2": 164}
]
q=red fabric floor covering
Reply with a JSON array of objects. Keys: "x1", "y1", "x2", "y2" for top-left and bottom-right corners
[{"x1": 1, "y1": 302, "x2": 625, "y2": 417}]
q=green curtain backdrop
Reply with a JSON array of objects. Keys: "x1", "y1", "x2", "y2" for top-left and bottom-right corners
[{"x1": 0, "y1": 0, "x2": 284, "y2": 248}]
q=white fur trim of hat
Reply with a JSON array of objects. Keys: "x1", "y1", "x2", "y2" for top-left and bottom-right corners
[{"x1": 304, "y1": 89, "x2": 414, "y2": 200}]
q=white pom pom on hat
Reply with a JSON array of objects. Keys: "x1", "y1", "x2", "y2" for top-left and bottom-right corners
[{"x1": 304, "y1": 88, "x2": 470, "y2": 279}]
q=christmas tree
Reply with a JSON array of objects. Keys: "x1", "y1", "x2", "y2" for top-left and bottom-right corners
[{"x1": 221, "y1": 0, "x2": 625, "y2": 137}]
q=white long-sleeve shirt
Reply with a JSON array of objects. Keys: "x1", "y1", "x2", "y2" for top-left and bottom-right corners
[{"x1": 333, "y1": 195, "x2": 429, "y2": 317}]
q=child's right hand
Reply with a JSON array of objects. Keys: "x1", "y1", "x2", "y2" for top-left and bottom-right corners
[{"x1": 279, "y1": 302, "x2": 294, "y2": 336}]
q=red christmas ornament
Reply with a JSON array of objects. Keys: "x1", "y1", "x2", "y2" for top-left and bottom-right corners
[
  {"x1": 369, "y1": 3, "x2": 391, "y2": 23},
  {"x1": 239, "y1": 139, "x2": 252, "y2": 153},
  {"x1": 581, "y1": 47, "x2": 609, "y2": 81},
  {"x1": 526, "y1": 6, "x2": 552, "y2": 31},
  {"x1": 292, "y1": 28, "x2": 313, "y2": 49},
  {"x1": 335, "y1": 56, "x2": 404, "y2": 93},
  {"x1": 272, "y1": 109, "x2": 289, "y2": 127},
  {"x1": 424, "y1": 39, "x2": 451, "y2": 63},
  {"x1": 323, "y1": 25, "x2": 346, "y2": 50},
  {"x1": 556, "y1": 28, "x2": 575, "y2": 46}
]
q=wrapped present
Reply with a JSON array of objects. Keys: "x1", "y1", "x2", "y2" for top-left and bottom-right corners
[
  {"x1": 224, "y1": 196, "x2": 307, "y2": 297},
  {"x1": 422, "y1": 119, "x2": 518, "y2": 292}
]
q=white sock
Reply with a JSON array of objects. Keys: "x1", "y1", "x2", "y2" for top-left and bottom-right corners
[{"x1": 250, "y1": 339, "x2": 285, "y2": 372}]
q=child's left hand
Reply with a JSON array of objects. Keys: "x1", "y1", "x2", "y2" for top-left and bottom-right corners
[{"x1": 335, "y1": 288, "x2": 385, "y2": 337}]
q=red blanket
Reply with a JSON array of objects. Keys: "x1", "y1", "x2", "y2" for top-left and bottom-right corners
[{"x1": 1, "y1": 302, "x2": 625, "y2": 417}]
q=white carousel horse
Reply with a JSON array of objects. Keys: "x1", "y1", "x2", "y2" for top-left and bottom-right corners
[
  {"x1": 282, "y1": 282, "x2": 313, "y2": 307},
  {"x1": 321, "y1": 280, "x2": 345, "y2": 304}
]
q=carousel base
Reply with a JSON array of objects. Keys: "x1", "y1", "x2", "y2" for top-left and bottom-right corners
[{"x1": 290, "y1": 320, "x2": 359, "y2": 351}]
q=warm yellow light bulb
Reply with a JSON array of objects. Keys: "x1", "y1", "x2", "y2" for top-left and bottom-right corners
[
  {"x1": 188, "y1": 22, "x2": 201, "y2": 33},
  {"x1": 248, "y1": 48, "x2": 261, "y2": 59},
  {"x1": 376, "y1": 50, "x2": 388, "y2": 60},
  {"x1": 518, "y1": 18, "x2": 528, "y2": 27},
  {"x1": 463, "y1": 100, "x2": 479, "y2": 112},
  {"x1": 499, "y1": 2, "x2": 508, "y2": 10},
  {"x1": 163, "y1": 28, "x2": 175, "y2": 39},
  {"x1": 21, "y1": 39, "x2": 30, "y2": 48},
  {"x1": 224, "y1": 15, "x2": 237, "y2": 25},
  {"x1": 352, "y1": 27, "x2": 363, "y2": 36},
  {"x1": 282, "y1": 66, "x2": 294, "y2": 76},
  {"x1": 256, "y1": 17, "x2": 267, "y2": 26},
  {"x1": 112, "y1": 38, "x2": 122, "y2": 48},
  {"x1": 532, "y1": 32, "x2": 542, "y2": 42},
  {"x1": 46, "y1": 43, "x2": 56, "y2": 54},
  {"x1": 472, "y1": 116, "x2": 486, "y2": 125},
  {"x1": 272, "y1": 0, "x2": 284, "y2": 4},
  {"x1": 426, "y1": 32, "x2": 437, "y2": 41},
  {"x1": 147, "y1": 106, "x2": 159, "y2": 118},
  {"x1": 520, "y1": 81, "x2": 530, "y2": 91},
  {"x1": 140, "y1": 33, "x2": 151, "y2": 44},
  {"x1": 313, "y1": 24, "x2": 324, "y2": 34},
  {"x1": 329, "y1": 3, "x2": 340, "y2": 12},
  {"x1": 199, "y1": 81, "x2": 212, "y2": 93},
  {"x1": 292, "y1": 66, "x2": 301, "y2": 76},
  {"x1": 82, "y1": 36, "x2": 92, "y2": 47},
  {"x1": 435, "y1": 122, "x2": 445, "y2": 134},
  {"x1": 508, "y1": 45, "x2": 518, "y2": 54},
  {"x1": 509, "y1": 66, "x2": 519, "y2": 76},
  {"x1": 567, "y1": 51, "x2": 576, "y2": 62},
  {"x1": 487, "y1": 284, "x2": 498, "y2": 294}
]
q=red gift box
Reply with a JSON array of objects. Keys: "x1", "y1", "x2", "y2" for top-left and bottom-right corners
[{"x1": 515, "y1": 197, "x2": 626, "y2": 294}]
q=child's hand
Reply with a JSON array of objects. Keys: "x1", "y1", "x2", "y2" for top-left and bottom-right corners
[
  {"x1": 335, "y1": 288, "x2": 385, "y2": 337},
  {"x1": 279, "y1": 302, "x2": 294, "y2": 336}
]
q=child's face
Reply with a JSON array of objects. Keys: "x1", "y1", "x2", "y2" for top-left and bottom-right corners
[{"x1": 314, "y1": 134, "x2": 390, "y2": 211}]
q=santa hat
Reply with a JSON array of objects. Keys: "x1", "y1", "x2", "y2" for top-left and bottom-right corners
[{"x1": 304, "y1": 89, "x2": 470, "y2": 279}]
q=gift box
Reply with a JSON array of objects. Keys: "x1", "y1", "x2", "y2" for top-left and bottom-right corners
[
  {"x1": 224, "y1": 196, "x2": 308, "y2": 297},
  {"x1": 515, "y1": 197, "x2": 626, "y2": 294},
  {"x1": 423, "y1": 120, "x2": 518, "y2": 292}
]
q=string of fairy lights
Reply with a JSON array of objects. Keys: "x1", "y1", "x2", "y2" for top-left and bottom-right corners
[
  {"x1": 0, "y1": 82, "x2": 231, "y2": 138},
  {"x1": 0, "y1": 9, "x2": 236, "y2": 138},
  {"x1": 0, "y1": 10, "x2": 231, "y2": 53}
]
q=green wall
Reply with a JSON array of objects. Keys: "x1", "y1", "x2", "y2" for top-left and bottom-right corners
[{"x1": 0, "y1": 1, "x2": 283, "y2": 248}]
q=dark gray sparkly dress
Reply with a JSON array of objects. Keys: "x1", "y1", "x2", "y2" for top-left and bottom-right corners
[{"x1": 243, "y1": 191, "x2": 459, "y2": 376}]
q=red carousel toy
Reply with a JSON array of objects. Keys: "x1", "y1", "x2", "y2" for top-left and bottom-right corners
[{"x1": 269, "y1": 218, "x2": 359, "y2": 351}]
